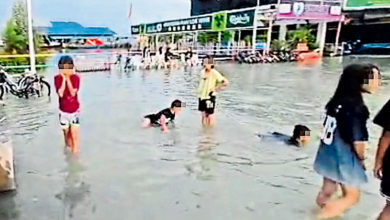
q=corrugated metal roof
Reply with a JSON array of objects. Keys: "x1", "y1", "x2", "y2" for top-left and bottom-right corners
[{"x1": 39, "y1": 21, "x2": 116, "y2": 36}]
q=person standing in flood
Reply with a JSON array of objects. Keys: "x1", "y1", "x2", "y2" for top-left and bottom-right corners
[
  {"x1": 369, "y1": 66, "x2": 390, "y2": 220},
  {"x1": 197, "y1": 56, "x2": 229, "y2": 127},
  {"x1": 54, "y1": 56, "x2": 81, "y2": 155},
  {"x1": 313, "y1": 64, "x2": 380, "y2": 219}
]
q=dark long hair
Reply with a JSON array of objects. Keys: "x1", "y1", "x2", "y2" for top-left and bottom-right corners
[{"x1": 326, "y1": 64, "x2": 377, "y2": 109}]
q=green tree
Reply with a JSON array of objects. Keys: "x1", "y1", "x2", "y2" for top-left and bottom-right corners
[
  {"x1": 222, "y1": 31, "x2": 233, "y2": 42},
  {"x1": 3, "y1": 20, "x2": 27, "y2": 54},
  {"x1": 271, "y1": 40, "x2": 291, "y2": 52},
  {"x1": 287, "y1": 27, "x2": 318, "y2": 50},
  {"x1": 197, "y1": 32, "x2": 219, "y2": 45},
  {"x1": 257, "y1": 34, "x2": 267, "y2": 43},
  {"x1": 2, "y1": 0, "x2": 41, "y2": 54}
]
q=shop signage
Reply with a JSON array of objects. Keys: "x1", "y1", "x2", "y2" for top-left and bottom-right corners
[
  {"x1": 131, "y1": 16, "x2": 212, "y2": 35},
  {"x1": 277, "y1": 0, "x2": 342, "y2": 21},
  {"x1": 212, "y1": 11, "x2": 227, "y2": 31},
  {"x1": 344, "y1": 0, "x2": 390, "y2": 10},
  {"x1": 227, "y1": 10, "x2": 255, "y2": 28}
]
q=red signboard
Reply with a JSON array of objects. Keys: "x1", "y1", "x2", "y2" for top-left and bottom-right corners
[{"x1": 277, "y1": 0, "x2": 342, "y2": 21}]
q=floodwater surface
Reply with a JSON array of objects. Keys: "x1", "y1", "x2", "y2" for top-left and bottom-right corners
[{"x1": 0, "y1": 56, "x2": 390, "y2": 220}]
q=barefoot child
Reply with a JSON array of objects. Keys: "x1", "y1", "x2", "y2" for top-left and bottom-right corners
[
  {"x1": 54, "y1": 56, "x2": 81, "y2": 154},
  {"x1": 313, "y1": 64, "x2": 380, "y2": 219},
  {"x1": 197, "y1": 56, "x2": 229, "y2": 127},
  {"x1": 142, "y1": 100, "x2": 184, "y2": 132}
]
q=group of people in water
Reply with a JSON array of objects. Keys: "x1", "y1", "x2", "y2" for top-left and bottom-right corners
[
  {"x1": 114, "y1": 46, "x2": 199, "y2": 71},
  {"x1": 55, "y1": 53, "x2": 390, "y2": 219},
  {"x1": 236, "y1": 50, "x2": 298, "y2": 64}
]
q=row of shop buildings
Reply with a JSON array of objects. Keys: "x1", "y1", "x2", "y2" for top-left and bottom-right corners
[{"x1": 131, "y1": 0, "x2": 390, "y2": 54}]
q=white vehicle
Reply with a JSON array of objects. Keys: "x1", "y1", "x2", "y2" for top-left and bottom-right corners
[{"x1": 0, "y1": 39, "x2": 4, "y2": 47}]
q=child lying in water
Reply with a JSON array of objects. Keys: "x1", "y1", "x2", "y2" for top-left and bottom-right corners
[
  {"x1": 142, "y1": 100, "x2": 185, "y2": 132},
  {"x1": 258, "y1": 124, "x2": 311, "y2": 147}
]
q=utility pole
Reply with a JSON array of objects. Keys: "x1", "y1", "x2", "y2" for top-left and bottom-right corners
[{"x1": 26, "y1": 0, "x2": 36, "y2": 73}]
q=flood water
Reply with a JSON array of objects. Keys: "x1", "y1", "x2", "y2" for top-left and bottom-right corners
[{"x1": 1, "y1": 57, "x2": 390, "y2": 220}]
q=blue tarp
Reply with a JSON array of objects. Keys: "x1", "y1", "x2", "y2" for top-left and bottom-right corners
[{"x1": 44, "y1": 22, "x2": 116, "y2": 37}]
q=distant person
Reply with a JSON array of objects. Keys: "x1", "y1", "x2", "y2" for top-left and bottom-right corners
[
  {"x1": 185, "y1": 48, "x2": 193, "y2": 66},
  {"x1": 258, "y1": 125, "x2": 311, "y2": 147},
  {"x1": 114, "y1": 53, "x2": 122, "y2": 65},
  {"x1": 142, "y1": 46, "x2": 150, "y2": 59},
  {"x1": 124, "y1": 56, "x2": 132, "y2": 71},
  {"x1": 54, "y1": 56, "x2": 81, "y2": 155},
  {"x1": 165, "y1": 47, "x2": 178, "y2": 68},
  {"x1": 156, "y1": 47, "x2": 165, "y2": 69},
  {"x1": 313, "y1": 64, "x2": 380, "y2": 219},
  {"x1": 198, "y1": 56, "x2": 229, "y2": 127},
  {"x1": 142, "y1": 100, "x2": 184, "y2": 132}
]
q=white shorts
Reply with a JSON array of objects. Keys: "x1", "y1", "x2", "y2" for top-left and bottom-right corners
[{"x1": 59, "y1": 111, "x2": 80, "y2": 130}]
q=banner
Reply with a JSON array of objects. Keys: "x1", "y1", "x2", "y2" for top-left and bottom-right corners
[
  {"x1": 212, "y1": 11, "x2": 227, "y2": 31},
  {"x1": 344, "y1": 0, "x2": 390, "y2": 10},
  {"x1": 227, "y1": 10, "x2": 255, "y2": 28},
  {"x1": 277, "y1": 0, "x2": 342, "y2": 21},
  {"x1": 132, "y1": 16, "x2": 212, "y2": 35},
  {"x1": 131, "y1": 25, "x2": 140, "y2": 35}
]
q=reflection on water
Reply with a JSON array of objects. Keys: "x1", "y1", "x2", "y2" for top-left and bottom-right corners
[
  {"x1": 0, "y1": 192, "x2": 19, "y2": 220},
  {"x1": 186, "y1": 128, "x2": 219, "y2": 181},
  {"x1": 0, "y1": 57, "x2": 389, "y2": 219},
  {"x1": 56, "y1": 153, "x2": 90, "y2": 219}
]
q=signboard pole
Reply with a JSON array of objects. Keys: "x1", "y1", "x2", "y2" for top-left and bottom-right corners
[
  {"x1": 318, "y1": 22, "x2": 327, "y2": 55},
  {"x1": 266, "y1": 13, "x2": 274, "y2": 54},
  {"x1": 26, "y1": 0, "x2": 36, "y2": 73},
  {"x1": 171, "y1": 34, "x2": 174, "y2": 44},
  {"x1": 334, "y1": 15, "x2": 344, "y2": 54},
  {"x1": 238, "y1": 30, "x2": 241, "y2": 48},
  {"x1": 252, "y1": 9, "x2": 258, "y2": 52},
  {"x1": 155, "y1": 35, "x2": 159, "y2": 51},
  {"x1": 194, "y1": 32, "x2": 198, "y2": 49}
]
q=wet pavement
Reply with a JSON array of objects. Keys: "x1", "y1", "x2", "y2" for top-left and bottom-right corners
[{"x1": 0, "y1": 56, "x2": 390, "y2": 219}]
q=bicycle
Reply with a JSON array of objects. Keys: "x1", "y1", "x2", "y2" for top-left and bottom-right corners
[
  {"x1": 17, "y1": 71, "x2": 51, "y2": 99},
  {"x1": 0, "y1": 67, "x2": 23, "y2": 99},
  {"x1": 0, "y1": 67, "x2": 51, "y2": 100}
]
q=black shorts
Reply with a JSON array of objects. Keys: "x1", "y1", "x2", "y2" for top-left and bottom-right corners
[
  {"x1": 144, "y1": 115, "x2": 159, "y2": 126},
  {"x1": 381, "y1": 159, "x2": 390, "y2": 200},
  {"x1": 198, "y1": 98, "x2": 216, "y2": 115}
]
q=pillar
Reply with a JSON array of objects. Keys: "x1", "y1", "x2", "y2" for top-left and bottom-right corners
[
  {"x1": 278, "y1": 24, "x2": 287, "y2": 41},
  {"x1": 316, "y1": 22, "x2": 327, "y2": 55}
]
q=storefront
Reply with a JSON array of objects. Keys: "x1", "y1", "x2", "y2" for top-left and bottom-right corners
[
  {"x1": 131, "y1": 7, "x2": 278, "y2": 52},
  {"x1": 132, "y1": 0, "x2": 344, "y2": 54}
]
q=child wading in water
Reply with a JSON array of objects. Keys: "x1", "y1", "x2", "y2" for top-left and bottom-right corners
[
  {"x1": 313, "y1": 64, "x2": 380, "y2": 219},
  {"x1": 197, "y1": 56, "x2": 229, "y2": 127},
  {"x1": 142, "y1": 100, "x2": 184, "y2": 132},
  {"x1": 54, "y1": 56, "x2": 81, "y2": 154}
]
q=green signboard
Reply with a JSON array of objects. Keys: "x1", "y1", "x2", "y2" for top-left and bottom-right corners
[
  {"x1": 132, "y1": 16, "x2": 212, "y2": 35},
  {"x1": 139, "y1": 24, "x2": 146, "y2": 35},
  {"x1": 344, "y1": 0, "x2": 390, "y2": 10},
  {"x1": 227, "y1": 9, "x2": 255, "y2": 28},
  {"x1": 212, "y1": 11, "x2": 227, "y2": 31},
  {"x1": 131, "y1": 24, "x2": 146, "y2": 35}
]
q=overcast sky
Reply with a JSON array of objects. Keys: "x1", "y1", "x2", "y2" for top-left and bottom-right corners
[{"x1": 0, "y1": 0, "x2": 191, "y2": 35}]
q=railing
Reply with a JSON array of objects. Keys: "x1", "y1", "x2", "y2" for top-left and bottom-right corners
[{"x1": 0, "y1": 47, "x2": 255, "y2": 71}]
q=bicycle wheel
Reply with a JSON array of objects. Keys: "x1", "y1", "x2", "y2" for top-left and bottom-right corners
[
  {"x1": 0, "y1": 85, "x2": 4, "y2": 100},
  {"x1": 9, "y1": 84, "x2": 22, "y2": 97},
  {"x1": 40, "y1": 80, "x2": 51, "y2": 96},
  {"x1": 23, "y1": 83, "x2": 35, "y2": 99}
]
